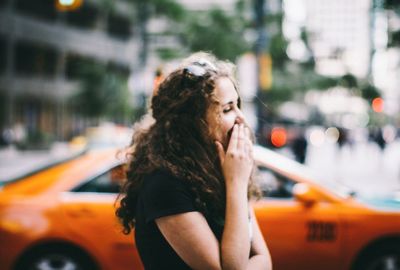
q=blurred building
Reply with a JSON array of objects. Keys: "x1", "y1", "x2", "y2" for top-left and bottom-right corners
[
  {"x1": 284, "y1": 0, "x2": 400, "y2": 120},
  {"x1": 177, "y1": 0, "x2": 236, "y2": 11},
  {"x1": 371, "y1": 4, "x2": 400, "y2": 117},
  {"x1": 0, "y1": 0, "x2": 139, "y2": 142},
  {"x1": 305, "y1": 0, "x2": 400, "y2": 117},
  {"x1": 284, "y1": 0, "x2": 371, "y2": 78},
  {"x1": 305, "y1": 0, "x2": 371, "y2": 78}
]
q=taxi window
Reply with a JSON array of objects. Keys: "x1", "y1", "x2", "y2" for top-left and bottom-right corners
[
  {"x1": 72, "y1": 165, "x2": 126, "y2": 194},
  {"x1": 257, "y1": 166, "x2": 295, "y2": 199}
]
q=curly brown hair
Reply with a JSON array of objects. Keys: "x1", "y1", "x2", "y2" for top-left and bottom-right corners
[{"x1": 116, "y1": 53, "x2": 260, "y2": 235}]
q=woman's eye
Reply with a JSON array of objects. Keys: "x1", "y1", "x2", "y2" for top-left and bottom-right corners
[{"x1": 223, "y1": 108, "x2": 232, "y2": 113}]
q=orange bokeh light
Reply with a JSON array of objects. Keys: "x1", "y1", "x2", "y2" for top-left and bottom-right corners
[
  {"x1": 270, "y1": 127, "x2": 287, "y2": 148},
  {"x1": 372, "y1": 97, "x2": 384, "y2": 113},
  {"x1": 55, "y1": 0, "x2": 83, "y2": 11}
]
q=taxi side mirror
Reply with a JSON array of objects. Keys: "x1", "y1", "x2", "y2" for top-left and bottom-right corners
[{"x1": 293, "y1": 183, "x2": 319, "y2": 206}]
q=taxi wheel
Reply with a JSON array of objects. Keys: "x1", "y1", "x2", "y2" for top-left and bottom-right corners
[
  {"x1": 354, "y1": 242, "x2": 400, "y2": 270},
  {"x1": 15, "y1": 245, "x2": 98, "y2": 270}
]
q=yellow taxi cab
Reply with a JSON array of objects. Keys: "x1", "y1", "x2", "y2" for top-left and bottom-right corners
[
  {"x1": 0, "y1": 146, "x2": 399, "y2": 270},
  {"x1": 253, "y1": 146, "x2": 400, "y2": 270},
  {"x1": 0, "y1": 148, "x2": 141, "y2": 270}
]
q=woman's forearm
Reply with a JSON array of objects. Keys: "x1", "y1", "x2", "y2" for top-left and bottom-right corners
[
  {"x1": 220, "y1": 183, "x2": 250, "y2": 270},
  {"x1": 247, "y1": 254, "x2": 272, "y2": 270}
]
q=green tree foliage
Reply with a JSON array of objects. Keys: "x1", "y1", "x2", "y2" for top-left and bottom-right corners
[
  {"x1": 339, "y1": 73, "x2": 358, "y2": 89},
  {"x1": 126, "y1": 0, "x2": 185, "y2": 64},
  {"x1": 266, "y1": 13, "x2": 289, "y2": 69},
  {"x1": 70, "y1": 62, "x2": 132, "y2": 122},
  {"x1": 182, "y1": 8, "x2": 250, "y2": 61},
  {"x1": 266, "y1": 68, "x2": 339, "y2": 106},
  {"x1": 151, "y1": 0, "x2": 185, "y2": 20},
  {"x1": 361, "y1": 83, "x2": 381, "y2": 102},
  {"x1": 269, "y1": 32, "x2": 289, "y2": 69}
]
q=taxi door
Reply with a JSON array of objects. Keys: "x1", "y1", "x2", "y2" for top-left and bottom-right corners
[
  {"x1": 255, "y1": 170, "x2": 344, "y2": 270},
  {"x1": 59, "y1": 165, "x2": 143, "y2": 270}
]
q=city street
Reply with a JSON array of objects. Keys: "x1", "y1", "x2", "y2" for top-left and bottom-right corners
[
  {"x1": 306, "y1": 139, "x2": 400, "y2": 197},
  {"x1": 1, "y1": 139, "x2": 399, "y2": 197}
]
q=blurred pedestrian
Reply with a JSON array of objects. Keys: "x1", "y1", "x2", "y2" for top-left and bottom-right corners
[
  {"x1": 116, "y1": 52, "x2": 272, "y2": 270},
  {"x1": 291, "y1": 127, "x2": 308, "y2": 164},
  {"x1": 152, "y1": 67, "x2": 164, "y2": 96},
  {"x1": 369, "y1": 126, "x2": 386, "y2": 152},
  {"x1": 337, "y1": 127, "x2": 348, "y2": 149},
  {"x1": 0, "y1": 128, "x2": 14, "y2": 147},
  {"x1": 268, "y1": 176, "x2": 292, "y2": 198}
]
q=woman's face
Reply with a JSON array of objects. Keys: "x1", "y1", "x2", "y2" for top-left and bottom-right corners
[{"x1": 207, "y1": 77, "x2": 246, "y2": 149}]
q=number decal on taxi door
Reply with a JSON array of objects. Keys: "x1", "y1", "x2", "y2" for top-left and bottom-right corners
[{"x1": 307, "y1": 221, "x2": 337, "y2": 242}]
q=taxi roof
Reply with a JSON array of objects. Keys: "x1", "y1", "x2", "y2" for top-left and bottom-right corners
[{"x1": 0, "y1": 148, "x2": 122, "y2": 196}]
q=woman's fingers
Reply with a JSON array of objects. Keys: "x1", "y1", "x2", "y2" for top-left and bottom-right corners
[
  {"x1": 244, "y1": 126, "x2": 251, "y2": 142},
  {"x1": 215, "y1": 141, "x2": 225, "y2": 166},
  {"x1": 228, "y1": 124, "x2": 239, "y2": 152},
  {"x1": 244, "y1": 126, "x2": 253, "y2": 157},
  {"x1": 226, "y1": 124, "x2": 253, "y2": 160},
  {"x1": 237, "y1": 124, "x2": 245, "y2": 151},
  {"x1": 222, "y1": 124, "x2": 254, "y2": 186}
]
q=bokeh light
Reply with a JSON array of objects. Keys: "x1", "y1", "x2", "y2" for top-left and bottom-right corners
[
  {"x1": 372, "y1": 97, "x2": 384, "y2": 113},
  {"x1": 309, "y1": 129, "x2": 325, "y2": 147},
  {"x1": 325, "y1": 127, "x2": 339, "y2": 143},
  {"x1": 271, "y1": 127, "x2": 287, "y2": 148}
]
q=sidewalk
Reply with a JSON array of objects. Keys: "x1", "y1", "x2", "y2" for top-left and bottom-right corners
[
  {"x1": 306, "y1": 139, "x2": 400, "y2": 196},
  {"x1": 0, "y1": 142, "x2": 85, "y2": 183}
]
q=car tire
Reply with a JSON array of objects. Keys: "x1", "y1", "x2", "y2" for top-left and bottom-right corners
[
  {"x1": 15, "y1": 245, "x2": 98, "y2": 270},
  {"x1": 353, "y1": 242, "x2": 400, "y2": 270}
]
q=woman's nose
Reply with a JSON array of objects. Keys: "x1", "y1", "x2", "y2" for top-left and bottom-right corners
[{"x1": 234, "y1": 109, "x2": 245, "y2": 124}]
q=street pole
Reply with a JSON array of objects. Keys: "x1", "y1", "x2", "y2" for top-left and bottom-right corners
[
  {"x1": 4, "y1": 0, "x2": 16, "y2": 138},
  {"x1": 253, "y1": 0, "x2": 268, "y2": 141}
]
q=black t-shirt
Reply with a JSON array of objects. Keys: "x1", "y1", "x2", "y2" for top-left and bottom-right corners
[{"x1": 134, "y1": 170, "x2": 224, "y2": 270}]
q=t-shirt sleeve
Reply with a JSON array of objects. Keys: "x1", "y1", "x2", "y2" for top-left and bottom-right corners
[{"x1": 142, "y1": 171, "x2": 197, "y2": 223}]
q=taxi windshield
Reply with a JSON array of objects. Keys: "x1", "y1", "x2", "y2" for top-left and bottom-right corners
[
  {"x1": 284, "y1": 161, "x2": 357, "y2": 199},
  {"x1": 254, "y1": 145, "x2": 356, "y2": 200}
]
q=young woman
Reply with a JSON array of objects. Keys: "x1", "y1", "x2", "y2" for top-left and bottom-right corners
[{"x1": 116, "y1": 53, "x2": 272, "y2": 270}]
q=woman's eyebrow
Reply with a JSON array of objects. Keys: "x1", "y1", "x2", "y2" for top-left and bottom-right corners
[
  {"x1": 222, "y1": 101, "x2": 234, "y2": 106},
  {"x1": 222, "y1": 99, "x2": 239, "y2": 106}
]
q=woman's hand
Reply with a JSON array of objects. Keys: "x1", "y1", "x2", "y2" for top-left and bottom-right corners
[
  {"x1": 216, "y1": 123, "x2": 253, "y2": 189},
  {"x1": 216, "y1": 123, "x2": 254, "y2": 269}
]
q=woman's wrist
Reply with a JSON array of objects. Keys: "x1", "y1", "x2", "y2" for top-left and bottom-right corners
[{"x1": 225, "y1": 179, "x2": 249, "y2": 194}]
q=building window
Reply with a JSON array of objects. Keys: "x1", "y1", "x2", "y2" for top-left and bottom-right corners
[
  {"x1": 0, "y1": 0, "x2": 6, "y2": 9},
  {"x1": 65, "y1": 4, "x2": 98, "y2": 29},
  {"x1": 65, "y1": 53, "x2": 99, "y2": 79},
  {"x1": 0, "y1": 35, "x2": 5, "y2": 74},
  {"x1": 15, "y1": 41, "x2": 57, "y2": 77},
  {"x1": 107, "y1": 13, "x2": 131, "y2": 40},
  {"x1": 15, "y1": 0, "x2": 57, "y2": 22}
]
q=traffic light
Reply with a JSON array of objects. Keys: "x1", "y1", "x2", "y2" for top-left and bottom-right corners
[
  {"x1": 55, "y1": 0, "x2": 83, "y2": 11},
  {"x1": 259, "y1": 53, "x2": 272, "y2": 91},
  {"x1": 270, "y1": 127, "x2": 287, "y2": 148},
  {"x1": 372, "y1": 97, "x2": 384, "y2": 113}
]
